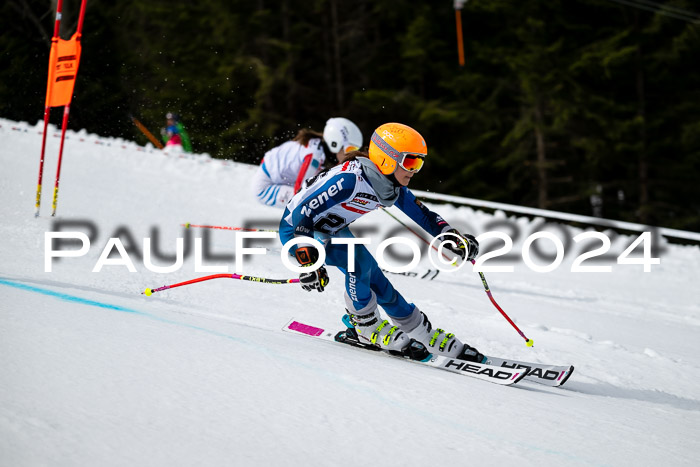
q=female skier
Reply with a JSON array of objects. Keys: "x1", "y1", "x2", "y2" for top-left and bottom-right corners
[
  {"x1": 251, "y1": 118, "x2": 362, "y2": 207},
  {"x1": 279, "y1": 122, "x2": 484, "y2": 362}
]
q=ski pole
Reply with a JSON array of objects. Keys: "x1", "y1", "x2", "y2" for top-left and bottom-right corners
[
  {"x1": 182, "y1": 223, "x2": 278, "y2": 232},
  {"x1": 380, "y1": 208, "x2": 454, "y2": 261},
  {"x1": 143, "y1": 273, "x2": 299, "y2": 296},
  {"x1": 381, "y1": 208, "x2": 533, "y2": 346},
  {"x1": 471, "y1": 260, "x2": 533, "y2": 347}
]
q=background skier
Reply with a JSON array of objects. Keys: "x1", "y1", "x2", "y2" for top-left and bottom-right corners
[
  {"x1": 251, "y1": 118, "x2": 362, "y2": 208},
  {"x1": 161, "y1": 112, "x2": 192, "y2": 153}
]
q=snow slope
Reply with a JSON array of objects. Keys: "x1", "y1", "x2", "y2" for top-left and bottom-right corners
[{"x1": 1, "y1": 118, "x2": 699, "y2": 466}]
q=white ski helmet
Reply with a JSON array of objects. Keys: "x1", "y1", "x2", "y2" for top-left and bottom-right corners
[{"x1": 323, "y1": 117, "x2": 363, "y2": 154}]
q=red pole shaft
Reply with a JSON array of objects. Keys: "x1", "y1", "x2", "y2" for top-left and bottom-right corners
[
  {"x1": 183, "y1": 223, "x2": 278, "y2": 232},
  {"x1": 77, "y1": 0, "x2": 88, "y2": 35},
  {"x1": 54, "y1": 0, "x2": 64, "y2": 37},
  {"x1": 144, "y1": 273, "x2": 300, "y2": 295},
  {"x1": 36, "y1": 107, "x2": 51, "y2": 216},
  {"x1": 154, "y1": 274, "x2": 234, "y2": 293},
  {"x1": 472, "y1": 260, "x2": 530, "y2": 343},
  {"x1": 51, "y1": 104, "x2": 71, "y2": 216}
]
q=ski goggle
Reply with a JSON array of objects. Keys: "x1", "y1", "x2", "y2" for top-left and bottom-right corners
[
  {"x1": 344, "y1": 145, "x2": 359, "y2": 153},
  {"x1": 399, "y1": 153, "x2": 425, "y2": 173}
]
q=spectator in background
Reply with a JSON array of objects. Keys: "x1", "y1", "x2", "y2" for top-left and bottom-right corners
[
  {"x1": 251, "y1": 118, "x2": 362, "y2": 208},
  {"x1": 161, "y1": 112, "x2": 192, "y2": 153}
]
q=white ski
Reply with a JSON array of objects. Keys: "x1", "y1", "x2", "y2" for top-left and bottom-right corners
[
  {"x1": 283, "y1": 319, "x2": 527, "y2": 387},
  {"x1": 484, "y1": 356, "x2": 575, "y2": 387}
]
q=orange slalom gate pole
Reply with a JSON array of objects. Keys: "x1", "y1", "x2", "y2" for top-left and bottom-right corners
[
  {"x1": 455, "y1": 8, "x2": 465, "y2": 66},
  {"x1": 36, "y1": 0, "x2": 65, "y2": 217},
  {"x1": 131, "y1": 116, "x2": 164, "y2": 149},
  {"x1": 50, "y1": 0, "x2": 88, "y2": 217}
]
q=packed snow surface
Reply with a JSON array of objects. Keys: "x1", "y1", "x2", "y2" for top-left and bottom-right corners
[{"x1": 1, "y1": 118, "x2": 699, "y2": 466}]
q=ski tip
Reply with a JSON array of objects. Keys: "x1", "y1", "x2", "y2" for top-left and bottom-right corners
[
  {"x1": 513, "y1": 370, "x2": 528, "y2": 385},
  {"x1": 557, "y1": 365, "x2": 575, "y2": 387}
]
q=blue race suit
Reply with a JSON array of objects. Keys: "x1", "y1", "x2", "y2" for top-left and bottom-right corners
[{"x1": 279, "y1": 159, "x2": 452, "y2": 318}]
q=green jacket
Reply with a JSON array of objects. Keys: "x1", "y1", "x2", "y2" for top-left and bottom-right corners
[{"x1": 162, "y1": 122, "x2": 192, "y2": 153}]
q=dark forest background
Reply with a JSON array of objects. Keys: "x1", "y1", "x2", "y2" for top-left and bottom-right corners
[{"x1": 2, "y1": 0, "x2": 699, "y2": 230}]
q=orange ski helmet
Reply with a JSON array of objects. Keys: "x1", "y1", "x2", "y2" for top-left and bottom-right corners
[{"x1": 368, "y1": 123, "x2": 427, "y2": 175}]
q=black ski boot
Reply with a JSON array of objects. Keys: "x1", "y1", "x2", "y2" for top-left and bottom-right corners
[{"x1": 457, "y1": 344, "x2": 487, "y2": 363}]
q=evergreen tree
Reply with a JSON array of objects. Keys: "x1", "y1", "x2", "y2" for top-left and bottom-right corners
[{"x1": 1, "y1": 0, "x2": 698, "y2": 229}]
